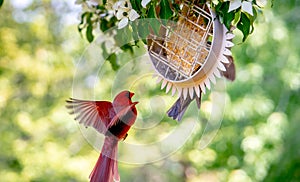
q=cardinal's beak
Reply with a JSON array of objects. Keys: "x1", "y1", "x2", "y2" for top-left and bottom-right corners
[
  {"x1": 129, "y1": 92, "x2": 134, "y2": 99},
  {"x1": 129, "y1": 92, "x2": 138, "y2": 105}
]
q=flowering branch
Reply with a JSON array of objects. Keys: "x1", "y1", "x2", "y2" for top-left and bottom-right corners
[
  {"x1": 211, "y1": 0, "x2": 267, "y2": 41},
  {"x1": 76, "y1": 0, "x2": 267, "y2": 69}
]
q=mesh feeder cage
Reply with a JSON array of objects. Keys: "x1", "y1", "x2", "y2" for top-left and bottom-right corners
[{"x1": 147, "y1": 0, "x2": 234, "y2": 99}]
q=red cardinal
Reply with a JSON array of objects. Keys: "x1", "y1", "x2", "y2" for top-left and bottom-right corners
[{"x1": 66, "y1": 90, "x2": 138, "y2": 182}]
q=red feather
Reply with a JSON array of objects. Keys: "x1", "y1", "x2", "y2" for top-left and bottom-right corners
[
  {"x1": 66, "y1": 91, "x2": 138, "y2": 182},
  {"x1": 66, "y1": 99, "x2": 116, "y2": 134},
  {"x1": 89, "y1": 136, "x2": 119, "y2": 182}
]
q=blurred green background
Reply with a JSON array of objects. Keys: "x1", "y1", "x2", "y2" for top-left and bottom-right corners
[{"x1": 1, "y1": 0, "x2": 300, "y2": 181}]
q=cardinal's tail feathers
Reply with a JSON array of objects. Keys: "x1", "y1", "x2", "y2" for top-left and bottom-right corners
[
  {"x1": 167, "y1": 99, "x2": 186, "y2": 121},
  {"x1": 222, "y1": 55, "x2": 236, "y2": 81},
  {"x1": 167, "y1": 96, "x2": 192, "y2": 121},
  {"x1": 89, "y1": 137, "x2": 120, "y2": 182}
]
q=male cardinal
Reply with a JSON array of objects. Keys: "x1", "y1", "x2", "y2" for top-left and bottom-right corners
[
  {"x1": 167, "y1": 55, "x2": 235, "y2": 121},
  {"x1": 66, "y1": 90, "x2": 138, "y2": 182}
]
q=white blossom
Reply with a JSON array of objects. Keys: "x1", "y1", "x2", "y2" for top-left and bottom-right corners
[
  {"x1": 141, "y1": 0, "x2": 151, "y2": 8},
  {"x1": 113, "y1": 0, "x2": 140, "y2": 29},
  {"x1": 256, "y1": 0, "x2": 267, "y2": 7},
  {"x1": 228, "y1": 0, "x2": 254, "y2": 16}
]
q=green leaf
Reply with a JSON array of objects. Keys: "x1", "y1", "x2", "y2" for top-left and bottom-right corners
[
  {"x1": 130, "y1": 22, "x2": 140, "y2": 42},
  {"x1": 149, "y1": 19, "x2": 161, "y2": 36},
  {"x1": 100, "y1": 19, "x2": 109, "y2": 32},
  {"x1": 101, "y1": 42, "x2": 121, "y2": 71},
  {"x1": 130, "y1": 0, "x2": 138, "y2": 10},
  {"x1": 137, "y1": 21, "x2": 150, "y2": 40},
  {"x1": 108, "y1": 16, "x2": 117, "y2": 28},
  {"x1": 86, "y1": 23, "x2": 94, "y2": 43},
  {"x1": 148, "y1": 3, "x2": 157, "y2": 19},
  {"x1": 107, "y1": 53, "x2": 119, "y2": 71},
  {"x1": 86, "y1": 12, "x2": 92, "y2": 23},
  {"x1": 248, "y1": 8, "x2": 257, "y2": 34},
  {"x1": 224, "y1": 11, "x2": 235, "y2": 30},
  {"x1": 0, "y1": 0, "x2": 3, "y2": 8},
  {"x1": 214, "y1": 1, "x2": 227, "y2": 25},
  {"x1": 96, "y1": 5, "x2": 106, "y2": 11},
  {"x1": 78, "y1": 12, "x2": 89, "y2": 33},
  {"x1": 130, "y1": 0, "x2": 142, "y2": 13},
  {"x1": 218, "y1": 1, "x2": 234, "y2": 30},
  {"x1": 81, "y1": 12, "x2": 93, "y2": 41},
  {"x1": 114, "y1": 26, "x2": 132, "y2": 47},
  {"x1": 159, "y1": 0, "x2": 173, "y2": 20},
  {"x1": 237, "y1": 12, "x2": 251, "y2": 42},
  {"x1": 102, "y1": 0, "x2": 107, "y2": 4},
  {"x1": 233, "y1": 10, "x2": 241, "y2": 26},
  {"x1": 147, "y1": 3, "x2": 161, "y2": 36},
  {"x1": 120, "y1": 43, "x2": 134, "y2": 54},
  {"x1": 101, "y1": 42, "x2": 109, "y2": 58},
  {"x1": 214, "y1": 2, "x2": 223, "y2": 13}
]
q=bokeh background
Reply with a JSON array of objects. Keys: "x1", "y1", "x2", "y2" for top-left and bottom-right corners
[{"x1": 1, "y1": 0, "x2": 300, "y2": 181}]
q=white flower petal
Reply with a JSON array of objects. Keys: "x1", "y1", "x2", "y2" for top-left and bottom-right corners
[
  {"x1": 228, "y1": 0, "x2": 242, "y2": 12},
  {"x1": 118, "y1": 17, "x2": 129, "y2": 29},
  {"x1": 242, "y1": 1, "x2": 253, "y2": 16},
  {"x1": 128, "y1": 9, "x2": 140, "y2": 21},
  {"x1": 114, "y1": 0, "x2": 132, "y2": 9},
  {"x1": 256, "y1": 0, "x2": 267, "y2": 7},
  {"x1": 113, "y1": 1, "x2": 122, "y2": 10},
  {"x1": 141, "y1": 0, "x2": 151, "y2": 8},
  {"x1": 116, "y1": 9, "x2": 126, "y2": 20},
  {"x1": 124, "y1": 0, "x2": 132, "y2": 9}
]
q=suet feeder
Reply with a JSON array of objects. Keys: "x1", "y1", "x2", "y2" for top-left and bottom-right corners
[{"x1": 147, "y1": 0, "x2": 234, "y2": 100}]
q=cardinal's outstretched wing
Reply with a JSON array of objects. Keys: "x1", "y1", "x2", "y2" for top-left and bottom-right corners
[{"x1": 66, "y1": 98, "x2": 116, "y2": 134}]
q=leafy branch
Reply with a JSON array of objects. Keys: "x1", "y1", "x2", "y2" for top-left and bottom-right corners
[{"x1": 76, "y1": 0, "x2": 266, "y2": 70}]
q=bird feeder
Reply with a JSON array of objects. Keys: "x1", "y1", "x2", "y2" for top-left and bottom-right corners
[{"x1": 147, "y1": 0, "x2": 234, "y2": 99}]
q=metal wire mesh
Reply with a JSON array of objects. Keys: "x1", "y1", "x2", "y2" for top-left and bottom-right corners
[{"x1": 148, "y1": 1, "x2": 213, "y2": 82}]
